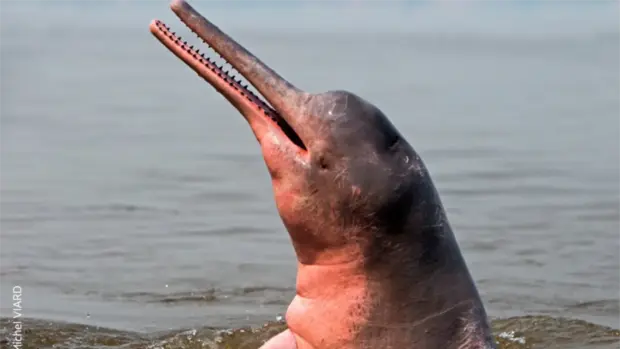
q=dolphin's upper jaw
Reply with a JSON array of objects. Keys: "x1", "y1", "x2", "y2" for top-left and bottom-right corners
[{"x1": 149, "y1": 0, "x2": 307, "y2": 157}]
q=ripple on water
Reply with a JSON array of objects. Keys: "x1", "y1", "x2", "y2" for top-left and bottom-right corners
[{"x1": 0, "y1": 316, "x2": 617, "y2": 349}]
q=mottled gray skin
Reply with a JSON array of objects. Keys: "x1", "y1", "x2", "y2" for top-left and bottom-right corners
[
  {"x1": 151, "y1": 1, "x2": 497, "y2": 348},
  {"x1": 264, "y1": 92, "x2": 497, "y2": 349}
]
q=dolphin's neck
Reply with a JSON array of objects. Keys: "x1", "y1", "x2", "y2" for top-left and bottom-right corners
[
  {"x1": 290, "y1": 237, "x2": 496, "y2": 349},
  {"x1": 358, "y1": 213, "x2": 496, "y2": 348}
]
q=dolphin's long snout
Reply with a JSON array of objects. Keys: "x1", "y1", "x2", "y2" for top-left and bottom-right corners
[{"x1": 169, "y1": 0, "x2": 304, "y2": 117}]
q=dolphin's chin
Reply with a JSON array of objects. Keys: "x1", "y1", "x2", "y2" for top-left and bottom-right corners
[{"x1": 149, "y1": 19, "x2": 306, "y2": 150}]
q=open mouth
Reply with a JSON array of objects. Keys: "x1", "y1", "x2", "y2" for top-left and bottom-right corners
[{"x1": 149, "y1": 1, "x2": 306, "y2": 150}]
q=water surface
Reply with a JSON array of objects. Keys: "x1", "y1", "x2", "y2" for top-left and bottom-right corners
[{"x1": 1, "y1": 0, "x2": 618, "y2": 342}]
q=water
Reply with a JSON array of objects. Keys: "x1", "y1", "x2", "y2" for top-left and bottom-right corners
[{"x1": 1, "y1": 0, "x2": 619, "y2": 346}]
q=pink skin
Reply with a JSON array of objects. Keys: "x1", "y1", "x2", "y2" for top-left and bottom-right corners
[{"x1": 260, "y1": 330, "x2": 297, "y2": 349}]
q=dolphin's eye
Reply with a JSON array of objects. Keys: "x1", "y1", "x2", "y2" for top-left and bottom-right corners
[
  {"x1": 318, "y1": 156, "x2": 329, "y2": 170},
  {"x1": 387, "y1": 133, "x2": 400, "y2": 151}
]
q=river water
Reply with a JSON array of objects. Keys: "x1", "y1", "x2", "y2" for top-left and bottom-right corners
[{"x1": 1, "y1": 0, "x2": 618, "y2": 347}]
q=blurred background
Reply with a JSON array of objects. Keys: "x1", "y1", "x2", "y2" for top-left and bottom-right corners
[{"x1": 1, "y1": 0, "x2": 618, "y2": 337}]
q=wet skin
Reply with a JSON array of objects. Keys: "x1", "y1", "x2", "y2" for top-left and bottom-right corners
[{"x1": 149, "y1": 1, "x2": 496, "y2": 348}]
